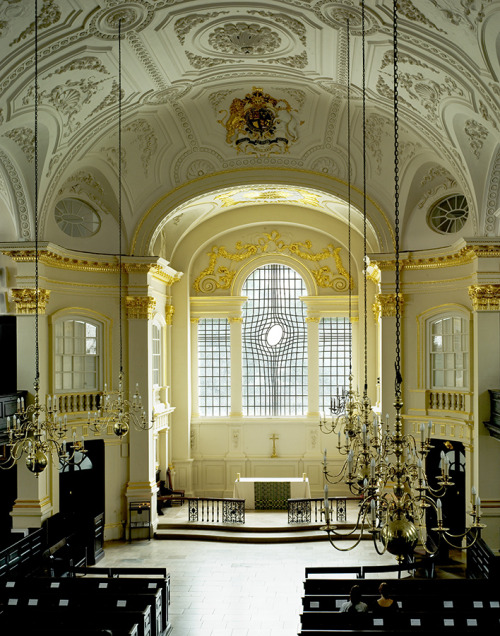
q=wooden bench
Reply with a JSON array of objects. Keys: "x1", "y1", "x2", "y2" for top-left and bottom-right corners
[
  {"x1": 1, "y1": 566, "x2": 171, "y2": 636},
  {"x1": 300, "y1": 609, "x2": 500, "y2": 631},
  {"x1": 1, "y1": 605, "x2": 152, "y2": 636},
  {"x1": 73, "y1": 565, "x2": 171, "y2": 634}
]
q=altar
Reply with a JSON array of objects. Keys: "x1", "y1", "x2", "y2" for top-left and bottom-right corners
[{"x1": 233, "y1": 477, "x2": 311, "y2": 510}]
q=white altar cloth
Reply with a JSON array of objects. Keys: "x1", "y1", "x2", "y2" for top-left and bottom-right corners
[{"x1": 233, "y1": 477, "x2": 311, "y2": 509}]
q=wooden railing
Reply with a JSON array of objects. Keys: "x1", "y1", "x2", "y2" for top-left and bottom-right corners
[
  {"x1": 288, "y1": 497, "x2": 362, "y2": 524},
  {"x1": 185, "y1": 497, "x2": 245, "y2": 524}
]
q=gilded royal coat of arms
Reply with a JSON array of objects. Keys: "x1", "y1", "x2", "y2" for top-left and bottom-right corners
[{"x1": 218, "y1": 87, "x2": 302, "y2": 155}]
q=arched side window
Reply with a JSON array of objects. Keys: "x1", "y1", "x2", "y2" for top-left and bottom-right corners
[
  {"x1": 151, "y1": 322, "x2": 162, "y2": 387},
  {"x1": 242, "y1": 263, "x2": 307, "y2": 416},
  {"x1": 53, "y1": 317, "x2": 101, "y2": 392},
  {"x1": 428, "y1": 314, "x2": 469, "y2": 390}
]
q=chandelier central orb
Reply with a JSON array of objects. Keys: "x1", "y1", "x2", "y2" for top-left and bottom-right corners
[{"x1": 381, "y1": 518, "x2": 419, "y2": 561}]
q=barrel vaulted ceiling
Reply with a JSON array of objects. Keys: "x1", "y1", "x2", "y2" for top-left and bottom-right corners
[{"x1": 0, "y1": 0, "x2": 499, "y2": 260}]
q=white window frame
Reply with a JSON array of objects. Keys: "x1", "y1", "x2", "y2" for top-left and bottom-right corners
[
  {"x1": 427, "y1": 312, "x2": 469, "y2": 390},
  {"x1": 53, "y1": 316, "x2": 102, "y2": 393},
  {"x1": 151, "y1": 321, "x2": 162, "y2": 388}
]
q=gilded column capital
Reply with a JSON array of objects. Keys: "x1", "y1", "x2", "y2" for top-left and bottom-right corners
[
  {"x1": 468, "y1": 284, "x2": 500, "y2": 311},
  {"x1": 228, "y1": 316, "x2": 243, "y2": 323},
  {"x1": 125, "y1": 296, "x2": 156, "y2": 319},
  {"x1": 165, "y1": 304, "x2": 175, "y2": 325},
  {"x1": 305, "y1": 316, "x2": 320, "y2": 323},
  {"x1": 11, "y1": 288, "x2": 50, "y2": 314},
  {"x1": 373, "y1": 293, "x2": 404, "y2": 321},
  {"x1": 190, "y1": 317, "x2": 201, "y2": 324}
]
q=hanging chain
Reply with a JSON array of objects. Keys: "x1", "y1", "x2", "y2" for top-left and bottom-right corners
[
  {"x1": 34, "y1": 0, "x2": 39, "y2": 384},
  {"x1": 347, "y1": 18, "x2": 352, "y2": 379},
  {"x1": 393, "y1": 0, "x2": 402, "y2": 390},
  {"x1": 362, "y1": 0, "x2": 368, "y2": 396},
  {"x1": 118, "y1": 19, "x2": 123, "y2": 374}
]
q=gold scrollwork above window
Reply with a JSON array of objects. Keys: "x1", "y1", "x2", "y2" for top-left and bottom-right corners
[
  {"x1": 468, "y1": 284, "x2": 500, "y2": 311},
  {"x1": 125, "y1": 296, "x2": 156, "y2": 320},
  {"x1": 373, "y1": 293, "x2": 404, "y2": 321},
  {"x1": 11, "y1": 288, "x2": 50, "y2": 314},
  {"x1": 193, "y1": 230, "x2": 353, "y2": 294}
]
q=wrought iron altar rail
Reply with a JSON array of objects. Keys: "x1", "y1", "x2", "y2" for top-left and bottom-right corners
[
  {"x1": 186, "y1": 497, "x2": 245, "y2": 524},
  {"x1": 288, "y1": 497, "x2": 362, "y2": 524}
]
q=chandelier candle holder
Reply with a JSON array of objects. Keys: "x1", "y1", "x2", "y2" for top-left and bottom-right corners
[{"x1": 88, "y1": 371, "x2": 149, "y2": 438}]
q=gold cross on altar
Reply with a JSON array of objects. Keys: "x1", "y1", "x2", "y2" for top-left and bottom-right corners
[{"x1": 270, "y1": 433, "x2": 279, "y2": 458}]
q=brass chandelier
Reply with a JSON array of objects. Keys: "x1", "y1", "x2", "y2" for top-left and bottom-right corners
[
  {"x1": 320, "y1": 5, "x2": 378, "y2": 488},
  {"x1": 320, "y1": 0, "x2": 485, "y2": 561},
  {"x1": 0, "y1": 0, "x2": 86, "y2": 476},
  {"x1": 87, "y1": 18, "x2": 150, "y2": 439}
]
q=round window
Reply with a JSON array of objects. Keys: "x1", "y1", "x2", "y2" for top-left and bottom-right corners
[
  {"x1": 55, "y1": 198, "x2": 101, "y2": 238},
  {"x1": 427, "y1": 194, "x2": 469, "y2": 234}
]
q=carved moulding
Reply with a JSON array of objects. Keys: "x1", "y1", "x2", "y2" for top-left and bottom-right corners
[
  {"x1": 11, "y1": 288, "x2": 50, "y2": 315},
  {"x1": 125, "y1": 296, "x2": 156, "y2": 320},
  {"x1": 193, "y1": 230, "x2": 353, "y2": 294},
  {"x1": 165, "y1": 304, "x2": 175, "y2": 325},
  {"x1": 373, "y1": 293, "x2": 404, "y2": 322},
  {"x1": 468, "y1": 285, "x2": 500, "y2": 311}
]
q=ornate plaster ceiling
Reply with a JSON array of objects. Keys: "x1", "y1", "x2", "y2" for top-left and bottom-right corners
[{"x1": 0, "y1": 0, "x2": 499, "y2": 257}]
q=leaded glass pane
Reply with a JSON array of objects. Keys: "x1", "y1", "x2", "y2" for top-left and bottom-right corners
[
  {"x1": 242, "y1": 264, "x2": 307, "y2": 416},
  {"x1": 198, "y1": 318, "x2": 231, "y2": 416},
  {"x1": 319, "y1": 317, "x2": 352, "y2": 414}
]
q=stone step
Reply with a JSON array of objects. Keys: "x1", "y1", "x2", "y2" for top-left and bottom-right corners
[
  {"x1": 154, "y1": 527, "x2": 333, "y2": 543},
  {"x1": 155, "y1": 521, "x2": 360, "y2": 543}
]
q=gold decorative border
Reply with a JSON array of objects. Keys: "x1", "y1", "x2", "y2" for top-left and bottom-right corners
[
  {"x1": 373, "y1": 244, "x2": 500, "y2": 271},
  {"x1": 373, "y1": 293, "x2": 404, "y2": 321},
  {"x1": 193, "y1": 229, "x2": 353, "y2": 294},
  {"x1": 11, "y1": 288, "x2": 50, "y2": 314},
  {"x1": 3, "y1": 249, "x2": 181, "y2": 285},
  {"x1": 165, "y1": 304, "x2": 175, "y2": 325},
  {"x1": 125, "y1": 296, "x2": 156, "y2": 319},
  {"x1": 468, "y1": 284, "x2": 500, "y2": 311}
]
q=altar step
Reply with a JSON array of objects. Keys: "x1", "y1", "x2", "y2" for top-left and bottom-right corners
[{"x1": 154, "y1": 521, "x2": 359, "y2": 543}]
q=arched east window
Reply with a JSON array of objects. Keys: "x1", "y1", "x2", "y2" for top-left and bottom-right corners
[
  {"x1": 53, "y1": 318, "x2": 101, "y2": 392},
  {"x1": 429, "y1": 314, "x2": 469, "y2": 389},
  {"x1": 242, "y1": 264, "x2": 307, "y2": 416}
]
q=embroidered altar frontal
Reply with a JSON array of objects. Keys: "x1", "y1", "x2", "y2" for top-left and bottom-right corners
[{"x1": 254, "y1": 481, "x2": 291, "y2": 510}]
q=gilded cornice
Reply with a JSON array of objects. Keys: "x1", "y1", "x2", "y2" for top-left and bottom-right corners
[
  {"x1": 11, "y1": 288, "x2": 50, "y2": 314},
  {"x1": 125, "y1": 296, "x2": 156, "y2": 320},
  {"x1": 372, "y1": 244, "x2": 500, "y2": 272},
  {"x1": 3, "y1": 248, "x2": 182, "y2": 285},
  {"x1": 468, "y1": 284, "x2": 500, "y2": 311},
  {"x1": 193, "y1": 229, "x2": 353, "y2": 294},
  {"x1": 373, "y1": 293, "x2": 404, "y2": 321},
  {"x1": 4, "y1": 249, "x2": 118, "y2": 272}
]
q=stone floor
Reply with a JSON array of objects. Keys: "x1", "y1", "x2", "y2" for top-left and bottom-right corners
[{"x1": 97, "y1": 508, "x2": 467, "y2": 636}]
